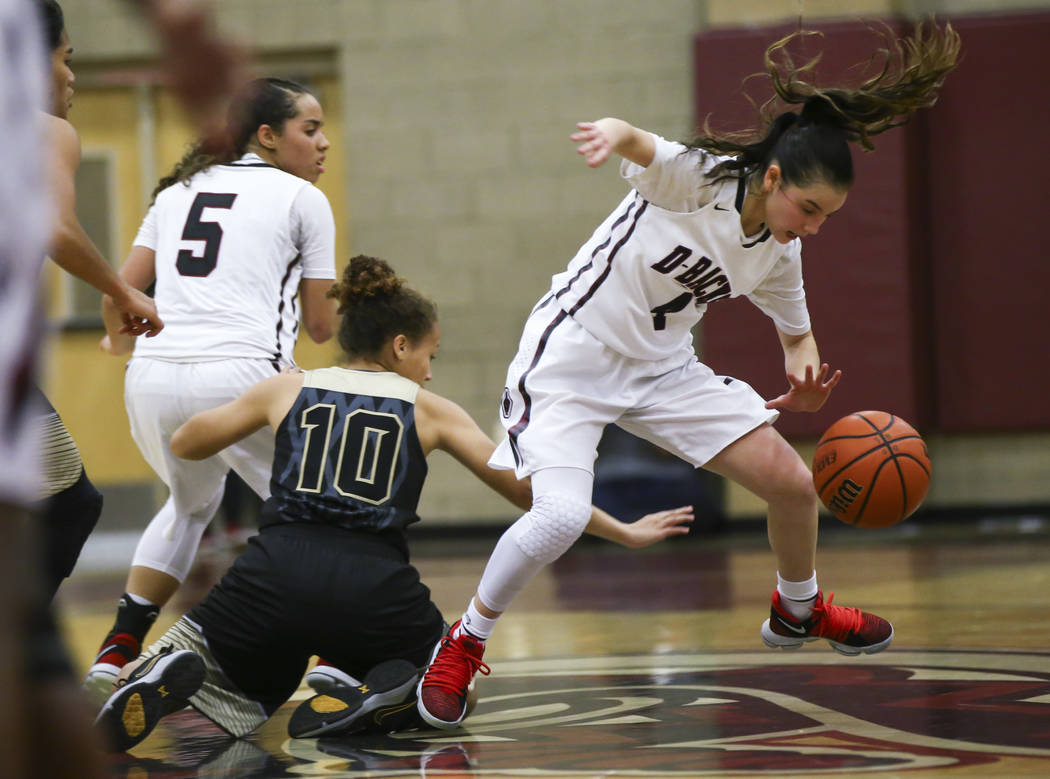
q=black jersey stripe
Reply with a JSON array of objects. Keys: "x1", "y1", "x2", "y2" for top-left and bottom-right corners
[
  {"x1": 272, "y1": 253, "x2": 302, "y2": 364},
  {"x1": 565, "y1": 198, "x2": 648, "y2": 317},
  {"x1": 554, "y1": 196, "x2": 639, "y2": 301},
  {"x1": 507, "y1": 307, "x2": 569, "y2": 468}
]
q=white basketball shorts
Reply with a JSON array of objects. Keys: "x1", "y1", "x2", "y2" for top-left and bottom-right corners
[
  {"x1": 490, "y1": 301, "x2": 778, "y2": 479},
  {"x1": 124, "y1": 357, "x2": 277, "y2": 516}
]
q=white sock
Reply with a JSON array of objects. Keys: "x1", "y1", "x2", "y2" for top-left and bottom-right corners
[
  {"x1": 777, "y1": 572, "x2": 818, "y2": 620},
  {"x1": 456, "y1": 598, "x2": 497, "y2": 640},
  {"x1": 126, "y1": 592, "x2": 157, "y2": 607}
]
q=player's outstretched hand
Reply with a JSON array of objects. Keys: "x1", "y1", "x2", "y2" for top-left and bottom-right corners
[
  {"x1": 571, "y1": 121, "x2": 614, "y2": 168},
  {"x1": 764, "y1": 363, "x2": 841, "y2": 412},
  {"x1": 619, "y1": 505, "x2": 694, "y2": 548}
]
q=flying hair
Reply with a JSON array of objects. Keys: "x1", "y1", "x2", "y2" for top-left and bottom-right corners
[{"x1": 688, "y1": 19, "x2": 961, "y2": 189}]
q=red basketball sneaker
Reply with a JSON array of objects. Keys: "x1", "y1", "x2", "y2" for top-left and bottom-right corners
[
  {"x1": 761, "y1": 590, "x2": 893, "y2": 655},
  {"x1": 416, "y1": 620, "x2": 490, "y2": 729}
]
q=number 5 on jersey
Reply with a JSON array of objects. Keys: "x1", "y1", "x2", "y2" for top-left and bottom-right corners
[{"x1": 176, "y1": 192, "x2": 237, "y2": 277}]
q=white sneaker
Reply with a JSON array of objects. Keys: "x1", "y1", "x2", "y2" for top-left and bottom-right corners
[
  {"x1": 306, "y1": 660, "x2": 362, "y2": 693},
  {"x1": 82, "y1": 663, "x2": 121, "y2": 708}
]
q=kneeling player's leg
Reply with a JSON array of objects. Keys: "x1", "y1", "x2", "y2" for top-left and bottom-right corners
[
  {"x1": 86, "y1": 485, "x2": 224, "y2": 701},
  {"x1": 95, "y1": 621, "x2": 207, "y2": 751}
]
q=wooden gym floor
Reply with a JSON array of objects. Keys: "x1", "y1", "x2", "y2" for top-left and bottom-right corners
[{"x1": 55, "y1": 516, "x2": 1050, "y2": 777}]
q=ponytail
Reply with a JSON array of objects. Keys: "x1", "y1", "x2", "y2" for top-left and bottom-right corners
[
  {"x1": 150, "y1": 78, "x2": 314, "y2": 203},
  {"x1": 688, "y1": 20, "x2": 960, "y2": 190}
]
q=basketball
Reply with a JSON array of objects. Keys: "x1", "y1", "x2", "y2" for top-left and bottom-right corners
[{"x1": 812, "y1": 411, "x2": 932, "y2": 529}]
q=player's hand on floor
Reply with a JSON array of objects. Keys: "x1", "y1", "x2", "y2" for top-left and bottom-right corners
[
  {"x1": 765, "y1": 363, "x2": 841, "y2": 413},
  {"x1": 621, "y1": 505, "x2": 694, "y2": 548}
]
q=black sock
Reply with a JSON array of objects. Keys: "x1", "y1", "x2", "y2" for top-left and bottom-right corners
[{"x1": 108, "y1": 592, "x2": 160, "y2": 643}]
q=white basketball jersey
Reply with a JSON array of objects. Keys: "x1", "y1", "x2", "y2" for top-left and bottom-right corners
[
  {"x1": 0, "y1": 0, "x2": 50, "y2": 504},
  {"x1": 131, "y1": 153, "x2": 336, "y2": 365},
  {"x1": 550, "y1": 134, "x2": 811, "y2": 361}
]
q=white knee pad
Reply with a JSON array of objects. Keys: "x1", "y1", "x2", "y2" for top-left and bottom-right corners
[{"x1": 509, "y1": 492, "x2": 592, "y2": 565}]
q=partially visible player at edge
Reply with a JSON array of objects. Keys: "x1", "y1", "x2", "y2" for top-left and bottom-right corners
[
  {"x1": 35, "y1": 0, "x2": 165, "y2": 602},
  {"x1": 415, "y1": 21, "x2": 961, "y2": 729},
  {"x1": 83, "y1": 75, "x2": 338, "y2": 702},
  {"x1": 92, "y1": 255, "x2": 694, "y2": 751}
]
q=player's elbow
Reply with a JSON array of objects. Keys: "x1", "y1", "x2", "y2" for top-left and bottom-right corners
[
  {"x1": 170, "y1": 425, "x2": 206, "y2": 460},
  {"x1": 304, "y1": 316, "x2": 334, "y2": 344}
]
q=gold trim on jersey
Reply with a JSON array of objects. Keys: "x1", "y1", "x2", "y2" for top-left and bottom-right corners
[{"x1": 303, "y1": 367, "x2": 419, "y2": 404}]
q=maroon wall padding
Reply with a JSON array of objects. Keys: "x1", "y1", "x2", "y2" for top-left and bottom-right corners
[
  {"x1": 925, "y1": 13, "x2": 1050, "y2": 432},
  {"x1": 693, "y1": 14, "x2": 1050, "y2": 437},
  {"x1": 693, "y1": 20, "x2": 932, "y2": 438}
]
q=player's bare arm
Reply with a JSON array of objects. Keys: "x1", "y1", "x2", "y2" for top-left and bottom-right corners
[
  {"x1": 100, "y1": 245, "x2": 158, "y2": 355},
  {"x1": 418, "y1": 389, "x2": 534, "y2": 510},
  {"x1": 298, "y1": 278, "x2": 338, "y2": 344},
  {"x1": 585, "y1": 504, "x2": 695, "y2": 548},
  {"x1": 765, "y1": 329, "x2": 841, "y2": 412},
  {"x1": 47, "y1": 114, "x2": 163, "y2": 337},
  {"x1": 572, "y1": 118, "x2": 656, "y2": 168},
  {"x1": 170, "y1": 372, "x2": 303, "y2": 460}
]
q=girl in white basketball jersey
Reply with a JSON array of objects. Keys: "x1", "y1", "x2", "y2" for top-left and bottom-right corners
[
  {"x1": 416, "y1": 22, "x2": 961, "y2": 729},
  {"x1": 84, "y1": 77, "x2": 338, "y2": 700}
]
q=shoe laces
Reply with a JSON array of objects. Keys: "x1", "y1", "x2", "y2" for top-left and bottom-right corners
[
  {"x1": 811, "y1": 592, "x2": 865, "y2": 642},
  {"x1": 422, "y1": 634, "x2": 491, "y2": 696}
]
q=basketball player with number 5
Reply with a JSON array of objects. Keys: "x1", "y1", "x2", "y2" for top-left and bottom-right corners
[
  {"x1": 84, "y1": 77, "x2": 337, "y2": 701},
  {"x1": 416, "y1": 22, "x2": 961, "y2": 729}
]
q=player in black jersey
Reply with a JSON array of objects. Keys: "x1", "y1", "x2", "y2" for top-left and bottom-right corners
[{"x1": 94, "y1": 255, "x2": 693, "y2": 751}]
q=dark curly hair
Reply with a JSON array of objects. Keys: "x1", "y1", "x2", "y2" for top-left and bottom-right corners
[{"x1": 327, "y1": 255, "x2": 437, "y2": 359}]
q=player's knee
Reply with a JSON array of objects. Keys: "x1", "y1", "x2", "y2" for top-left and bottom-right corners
[
  {"x1": 510, "y1": 492, "x2": 591, "y2": 565},
  {"x1": 41, "y1": 469, "x2": 103, "y2": 580},
  {"x1": 768, "y1": 459, "x2": 818, "y2": 512},
  {"x1": 185, "y1": 488, "x2": 226, "y2": 525}
]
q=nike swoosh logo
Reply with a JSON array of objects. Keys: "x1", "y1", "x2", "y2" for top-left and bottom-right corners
[
  {"x1": 713, "y1": 204, "x2": 731, "y2": 212},
  {"x1": 775, "y1": 616, "x2": 809, "y2": 634}
]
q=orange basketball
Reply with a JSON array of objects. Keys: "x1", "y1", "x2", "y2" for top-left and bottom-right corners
[{"x1": 812, "y1": 411, "x2": 932, "y2": 529}]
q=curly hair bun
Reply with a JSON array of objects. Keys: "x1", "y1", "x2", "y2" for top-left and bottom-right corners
[{"x1": 328, "y1": 255, "x2": 404, "y2": 312}]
